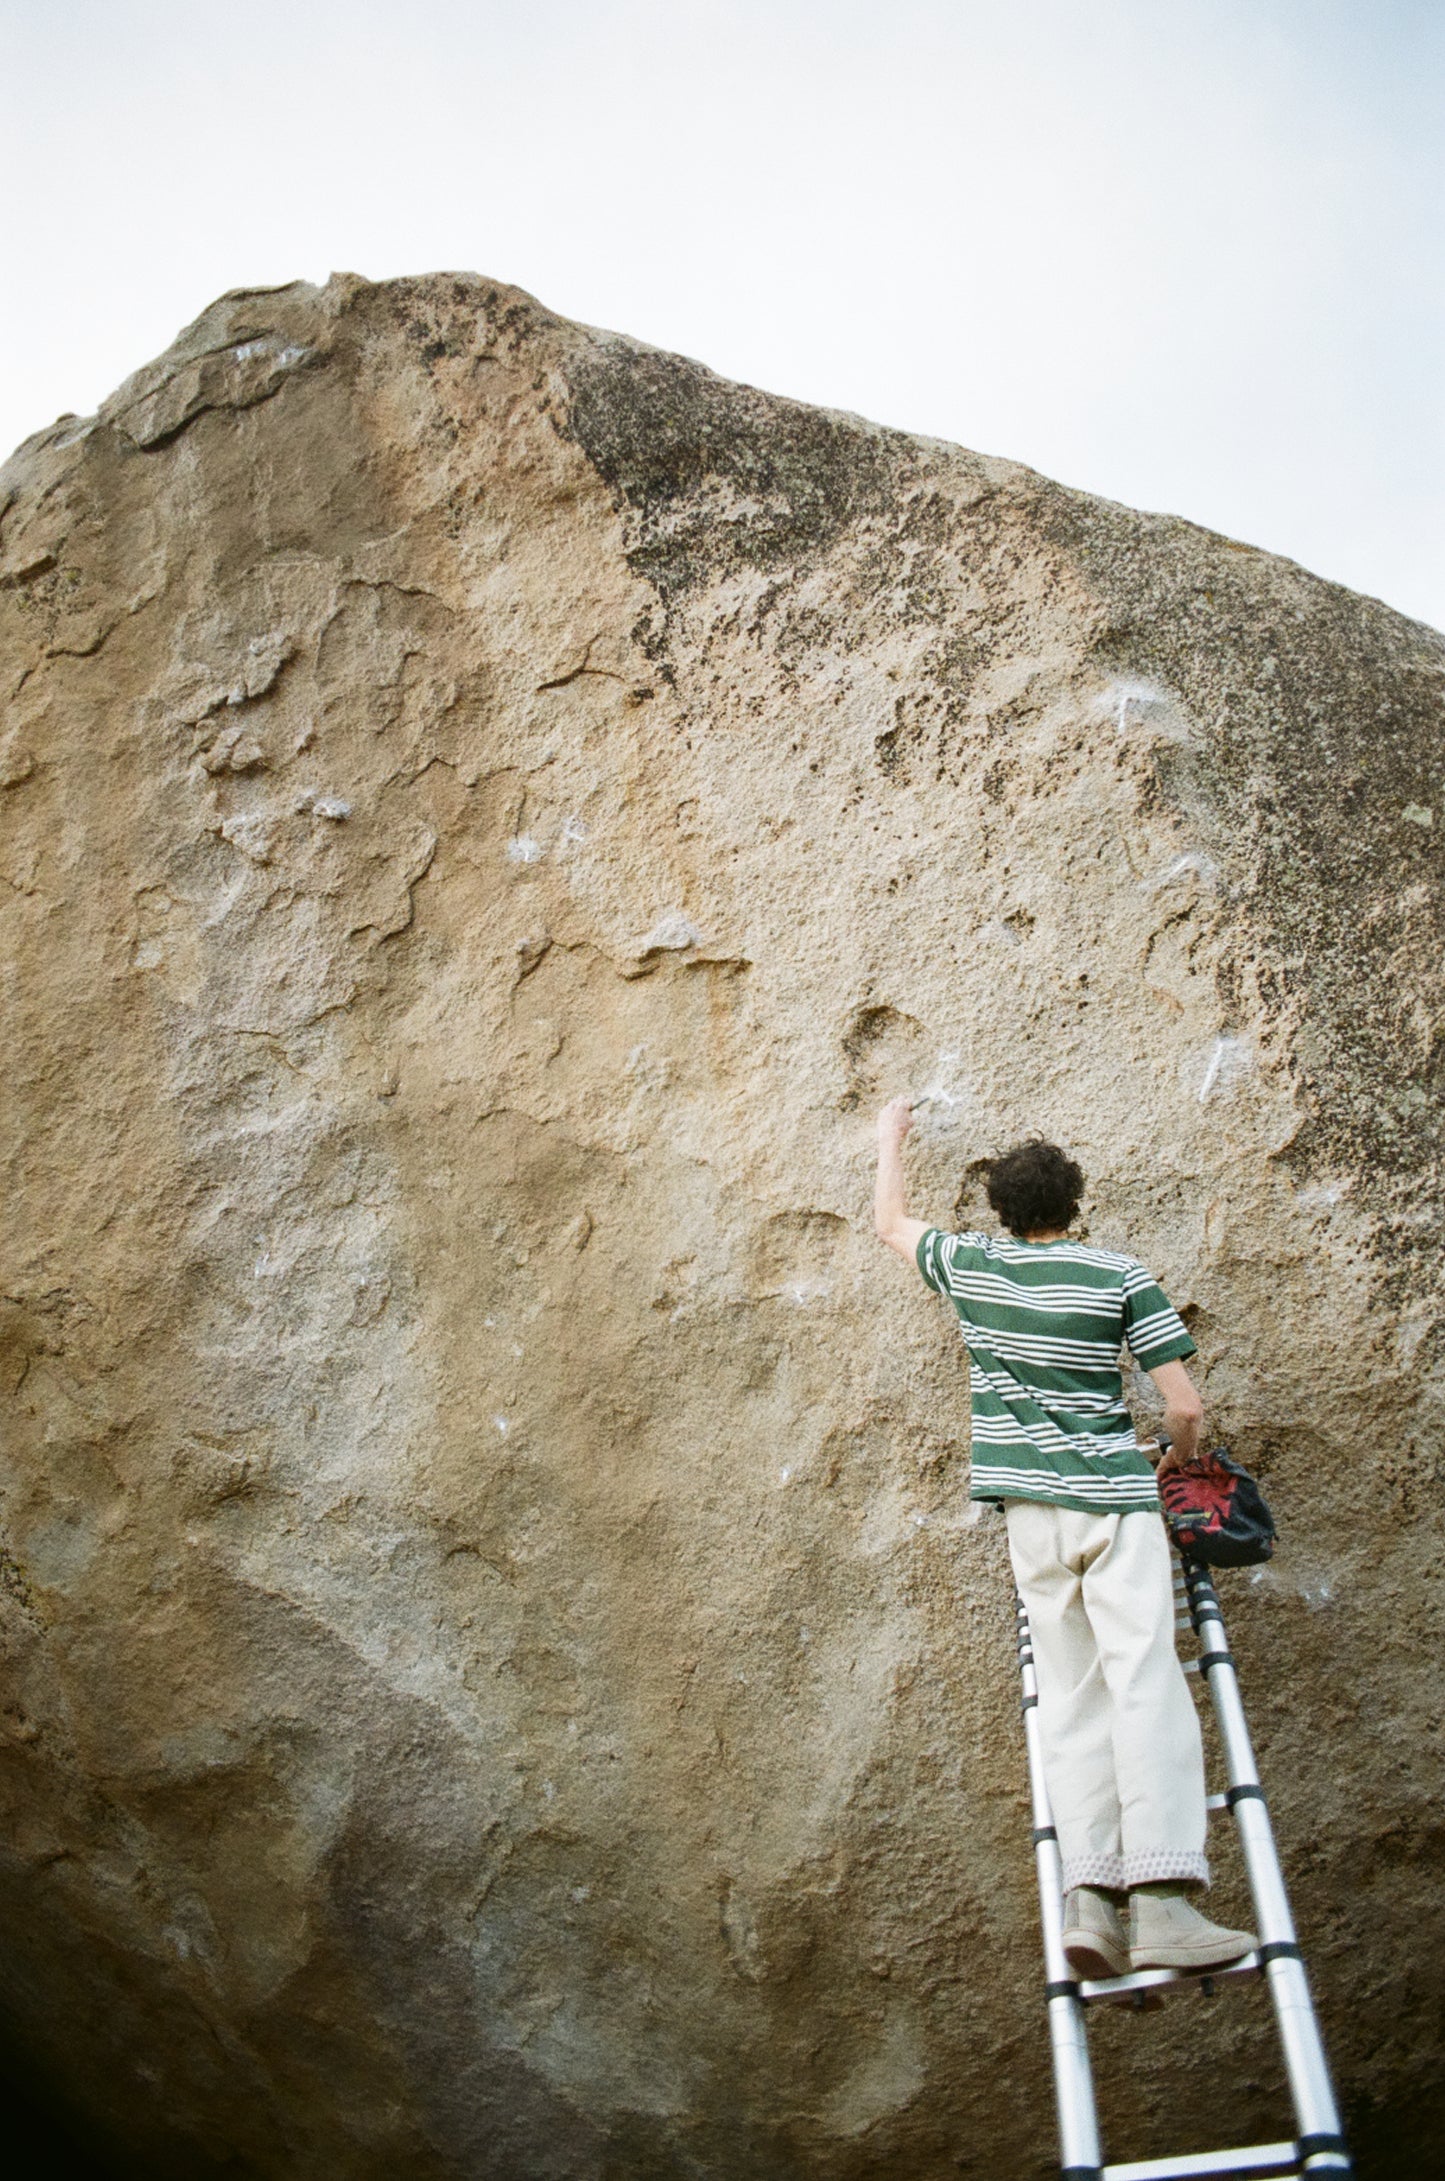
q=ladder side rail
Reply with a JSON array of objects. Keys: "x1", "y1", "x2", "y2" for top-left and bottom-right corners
[
  {"x1": 1017, "y1": 1595, "x2": 1105, "y2": 2181},
  {"x1": 1182, "y1": 1564, "x2": 1351, "y2": 2178}
]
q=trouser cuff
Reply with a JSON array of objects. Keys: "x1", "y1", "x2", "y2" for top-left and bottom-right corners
[
  {"x1": 1122, "y1": 1848, "x2": 1211, "y2": 1889},
  {"x1": 1060, "y1": 1852, "x2": 1126, "y2": 1893}
]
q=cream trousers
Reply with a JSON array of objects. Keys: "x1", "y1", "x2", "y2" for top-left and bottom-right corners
[{"x1": 1005, "y1": 1499, "x2": 1209, "y2": 1893}]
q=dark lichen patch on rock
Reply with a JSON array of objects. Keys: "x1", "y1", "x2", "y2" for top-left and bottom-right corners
[
  {"x1": 1042, "y1": 490, "x2": 1445, "y2": 1288},
  {"x1": 562, "y1": 338, "x2": 907, "y2": 618}
]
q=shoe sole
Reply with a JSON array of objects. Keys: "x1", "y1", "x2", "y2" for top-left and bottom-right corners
[
  {"x1": 1063, "y1": 1933, "x2": 1132, "y2": 1979},
  {"x1": 1129, "y1": 1939, "x2": 1256, "y2": 1972}
]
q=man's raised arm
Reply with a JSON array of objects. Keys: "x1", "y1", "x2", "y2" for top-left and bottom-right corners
[{"x1": 875, "y1": 1097, "x2": 930, "y2": 1264}]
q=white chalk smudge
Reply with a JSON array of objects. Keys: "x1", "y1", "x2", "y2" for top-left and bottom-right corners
[
  {"x1": 232, "y1": 339, "x2": 308, "y2": 370},
  {"x1": 1096, "y1": 678, "x2": 1193, "y2": 745},
  {"x1": 1106, "y1": 678, "x2": 1164, "y2": 734},
  {"x1": 639, "y1": 910, "x2": 704, "y2": 952},
  {"x1": 507, "y1": 835, "x2": 543, "y2": 864},
  {"x1": 1143, "y1": 850, "x2": 1219, "y2": 894},
  {"x1": 913, "y1": 1052, "x2": 973, "y2": 1123},
  {"x1": 1197, "y1": 1035, "x2": 1253, "y2": 1104}
]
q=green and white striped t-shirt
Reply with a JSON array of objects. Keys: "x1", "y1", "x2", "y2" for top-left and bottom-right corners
[{"x1": 916, "y1": 1228, "x2": 1197, "y2": 1516}]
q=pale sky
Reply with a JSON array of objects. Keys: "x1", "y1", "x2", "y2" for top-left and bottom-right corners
[{"x1": 4, "y1": 0, "x2": 1443, "y2": 631}]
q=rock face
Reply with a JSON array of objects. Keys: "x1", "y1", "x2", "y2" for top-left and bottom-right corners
[{"x1": 2, "y1": 274, "x2": 1443, "y2": 2180}]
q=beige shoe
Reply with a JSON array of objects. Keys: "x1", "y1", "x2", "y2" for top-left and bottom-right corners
[
  {"x1": 1062, "y1": 1886, "x2": 1131, "y2": 1979},
  {"x1": 1129, "y1": 1886, "x2": 1257, "y2": 1972}
]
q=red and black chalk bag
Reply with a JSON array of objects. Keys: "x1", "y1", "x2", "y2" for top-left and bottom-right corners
[{"x1": 1159, "y1": 1448, "x2": 1277, "y2": 1568}]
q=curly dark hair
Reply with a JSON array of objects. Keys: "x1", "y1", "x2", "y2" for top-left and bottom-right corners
[{"x1": 983, "y1": 1139, "x2": 1085, "y2": 1238}]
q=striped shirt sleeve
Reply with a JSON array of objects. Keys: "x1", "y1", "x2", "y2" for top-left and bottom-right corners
[
  {"x1": 916, "y1": 1228, "x2": 990, "y2": 1296},
  {"x1": 916, "y1": 1227, "x2": 950, "y2": 1294},
  {"x1": 1122, "y1": 1262, "x2": 1197, "y2": 1367}
]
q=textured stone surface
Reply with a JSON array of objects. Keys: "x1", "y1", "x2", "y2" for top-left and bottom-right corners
[{"x1": 1, "y1": 274, "x2": 1443, "y2": 2179}]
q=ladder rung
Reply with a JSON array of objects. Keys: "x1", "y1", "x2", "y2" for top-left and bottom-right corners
[
  {"x1": 1103, "y1": 2139, "x2": 1300, "y2": 2179},
  {"x1": 1080, "y1": 1952, "x2": 1262, "y2": 2003},
  {"x1": 1206, "y1": 1791, "x2": 1229, "y2": 1810}
]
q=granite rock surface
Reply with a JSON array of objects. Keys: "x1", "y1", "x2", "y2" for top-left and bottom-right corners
[{"x1": 1, "y1": 274, "x2": 1443, "y2": 2178}]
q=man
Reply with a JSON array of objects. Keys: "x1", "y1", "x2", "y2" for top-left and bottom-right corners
[{"x1": 874, "y1": 1096, "x2": 1256, "y2": 1978}]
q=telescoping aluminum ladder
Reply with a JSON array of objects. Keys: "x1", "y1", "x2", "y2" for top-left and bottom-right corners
[{"x1": 1015, "y1": 1554, "x2": 1351, "y2": 2181}]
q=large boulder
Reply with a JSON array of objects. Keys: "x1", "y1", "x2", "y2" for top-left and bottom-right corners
[{"x1": 1, "y1": 274, "x2": 1441, "y2": 2178}]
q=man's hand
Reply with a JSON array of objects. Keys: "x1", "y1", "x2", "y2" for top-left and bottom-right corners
[
  {"x1": 1149, "y1": 1359, "x2": 1204, "y2": 1473},
  {"x1": 878, "y1": 1095, "x2": 913, "y2": 1146}
]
